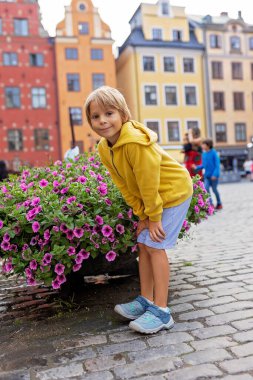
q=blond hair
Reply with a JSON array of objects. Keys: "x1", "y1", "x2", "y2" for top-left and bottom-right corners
[{"x1": 84, "y1": 86, "x2": 131, "y2": 126}]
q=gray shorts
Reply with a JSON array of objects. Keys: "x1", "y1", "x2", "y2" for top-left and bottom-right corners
[{"x1": 137, "y1": 197, "x2": 192, "y2": 250}]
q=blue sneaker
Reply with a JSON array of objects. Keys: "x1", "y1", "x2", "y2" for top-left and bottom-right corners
[
  {"x1": 129, "y1": 304, "x2": 174, "y2": 334},
  {"x1": 114, "y1": 295, "x2": 151, "y2": 320}
]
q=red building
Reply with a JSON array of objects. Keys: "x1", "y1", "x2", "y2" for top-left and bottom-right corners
[{"x1": 0, "y1": 0, "x2": 61, "y2": 170}]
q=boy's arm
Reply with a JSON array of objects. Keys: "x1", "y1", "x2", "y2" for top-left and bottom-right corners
[
  {"x1": 127, "y1": 143, "x2": 164, "y2": 222},
  {"x1": 212, "y1": 151, "x2": 220, "y2": 178},
  {"x1": 98, "y1": 152, "x2": 147, "y2": 220}
]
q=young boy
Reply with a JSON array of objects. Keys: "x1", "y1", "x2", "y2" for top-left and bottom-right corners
[
  {"x1": 193, "y1": 138, "x2": 222, "y2": 210},
  {"x1": 84, "y1": 86, "x2": 193, "y2": 334}
]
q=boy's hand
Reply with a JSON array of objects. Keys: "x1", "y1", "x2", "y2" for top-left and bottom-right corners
[
  {"x1": 149, "y1": 221, "x2": 166, "y2": 242},
  {"x1": 136, "y1": 219, "x2": 148, "y2": 237}
]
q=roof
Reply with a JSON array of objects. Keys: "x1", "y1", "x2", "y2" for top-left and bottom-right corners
[{"x1": 118, "y1": 25, "x2": 204, "y2": 55}]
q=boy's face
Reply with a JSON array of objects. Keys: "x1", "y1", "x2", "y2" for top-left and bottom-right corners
[
  {"x1": 202, "y1": 143, "x2": 209, "y2": 152},
  {"x1": 89, "y1": 101, "x2": 123, "y2": 145}
]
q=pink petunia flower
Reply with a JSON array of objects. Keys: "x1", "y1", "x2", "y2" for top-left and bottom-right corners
[
  {"x1": 52, "y1": 279, "x2": 61, "y2": 289},
  {"x1": 39, "y1": 179, "x2": 49, "y2": 187},
  {"x1": 73, "y1": 227, "x2": 84, "y2": 238},
  {"x1": 54, "y1": 263, "x2": 65, "y2": 275},
  {"x1": 116, "y1": 224, "x2": 125, "y2": 235},
  {"x1": 32, "y1": 221, "x2": 40, "y2": 233},
  {"x1": 77, "y1": 176, "x2": 87, "y2": 184},
  {"x1": 101, "y1": 225, "x2": 113, "y2": 237},
  {"x1": 0, "y1": 220, "x2": 3, "y2": 229},
  {"x1": 95, "y1": 215, "x2": 104, "y2": 225},
  {"x1": 67, "y1": 246, "x2": 76, "y2": 256},
  {"x1": 67, "y1": 196, "x2": 76, "y2": 204},
  {"x1": 105, "y1": 250, "x2": 117, "y2": 262},
  {"x1": 73, "y1": 263, "x2": 82, "y2": 272},
  {"x1": 29, "y1": 260, "x2": 38, "y2": 270}
]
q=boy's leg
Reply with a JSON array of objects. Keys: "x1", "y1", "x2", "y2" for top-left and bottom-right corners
[
  {"x1": 211, "y1": 179, "x2": 222, "y2": 205},
  {"x1": 146, "y1": 246, "x2": 169, "y2": 307},
  {"x1": 138, "y1": 243, "x2": 154, "y2": 302}
]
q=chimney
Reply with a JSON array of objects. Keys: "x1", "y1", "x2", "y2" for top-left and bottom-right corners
[
  {"x1": 220, "y1": 12, "x2": 228, "y2": 17},
  {"x1": 238, "y1": 10, "x2": 243, "y2": 19}
]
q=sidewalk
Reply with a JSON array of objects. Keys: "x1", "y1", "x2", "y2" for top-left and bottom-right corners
[{"x1": 1, "y1": 181, "x2": 253, "y2": 380}]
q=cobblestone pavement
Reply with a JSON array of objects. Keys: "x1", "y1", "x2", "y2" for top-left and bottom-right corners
[{"x1": 1, "y1": 180, "x2": 253, "y2": 380}]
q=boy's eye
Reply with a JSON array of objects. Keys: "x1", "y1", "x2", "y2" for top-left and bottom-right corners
[
  {"x1": 91, "y1": 115, "x2": 99, "y2": 120},
  {"x1": 106, "y1": 111, "x2": 113, "y2": 116}
]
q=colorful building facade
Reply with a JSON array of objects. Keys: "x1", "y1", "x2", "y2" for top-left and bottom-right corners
[
  {"x1": 116, "y1": 0, "x2": 207, "y2": 162},
  {"x1": 190, "y1": 12, "x2": 253, "y2": 171},
  {"x1": 0, "y1": 0, "x2": 61, "y2": 170},
  {"x1": 55, "y1": 0, "x2": 116, "y2": 157}
]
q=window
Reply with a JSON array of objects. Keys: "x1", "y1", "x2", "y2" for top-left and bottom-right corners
[
  {"x1": 152, "y1": 28, "x2": 162, "y2": 40},
  {"x1": 215, "y1": 124, "x2": 227, "y2": 142},
  {"x1": 5, "y1": 87, "x2": 20, "y2": 108},
  {"x1": 233, "y1": 92, "x2": 244, "y2": 110},
  {"x1": 167, "y1": 121, "x2": 180, "y2": 141},
  {"x1": 144, "y1": 85, "x2": 157, "y2": 105},
  {"x1": 31, "y1": 88, "x2": 46, "y2": 109},
  {"x1": 3, "y1": 52, "x2": 18, "y2": 66},
  {"x1": 185, "y1": 86, "x2": 197, "y2": 105},
  {"x1": 230, "y1": 36, "x2": 241, "y2": 51},
  {"x1": 183, "y1": 58, "x2": 194, "y2": 73},
  {"x1": 91, "y1": 48, "x2": 103, "y2": 60},
  {"x1": 34, "y1": 129, "x2": 49, "y2": 150},
  {"x1": 67, "y1": 74, "x2": 80, "y2": 91},
  {"x1": 211, "y1": 61, "x2": 223, "y2": 79},
  {"x1": 146, "y1": 121, "x2": 160, "y2": 142},
  {"x1": 210, "y1": 34, "x2": 221, "y2": 48},
  {"x1": 235, "y1": 123, "x2": 246, "y2": 142},
  {"x1": 187, "y1": 121, "x2": 199, "y2": 130},
  {"x1": 0, "y1": 18, "x2": 2, "y2": 35},
  {"x1": 163, "y1": 57, "x2": 175, "y2": 72},
  {"x1": 65, "y1": 48, "x2": 78, "y2": 60},
  {"x1": 8, "y1": 129, "x2": 23, "y2": 151},
  {"x1": 78, "y1": 22, "x2": 89, "y2": 34},
  {"x1": 249, "y1": 37, "x2": 253, "y2": 50},
  {"x1": 213, "y1": 92, "x2": 225, "y2": 110},
  {"x1": 232, "y1": 62, "x2": 243, "y2": 79},
  {"x1": 143, "y1": 56, "x2": 155, "y2": 71},
  {"x1": 29, "y1": 53, "x2": 44, "y2": 67},
  {"x1": 161, "y1": 1, "x2": 169, "y2": 15},
  {"x1": 165, "y1": 86, "x2": 177, "y2": 105},
  {"x1": 14, "y1": 18, "x2": 28, "y2": 36},
  {"x1": 172, "y1": 30, "x2": 182, "y2": 41},
  {"x1": 92, "y1": 73, "x2": 105, "y2": 90},
  {"x1": 69, "y1": 107, "x2": 83, "y2": 125},
  {"x1": 79, "y1": 3, "x2": 86, "y2": 11}
]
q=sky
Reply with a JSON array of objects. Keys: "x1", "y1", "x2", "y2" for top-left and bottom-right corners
[{"x1": 39, "y1": 0, "x2": 253, "y2": 48}]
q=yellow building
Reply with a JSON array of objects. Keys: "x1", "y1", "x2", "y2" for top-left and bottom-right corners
[
  {"x1": 116, "y1": 0, "x2": 207, "y2": 162},
  {"x1": 55, "y1": 0, "x2": 116, "y2": 156},
  {"x1": 190, "y1": 12, "x2": 253, "y2": 171}
]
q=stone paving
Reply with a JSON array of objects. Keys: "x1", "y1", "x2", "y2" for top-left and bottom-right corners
[{"x1": 1, "y1": 180, "x2": 253, "y2": 380}]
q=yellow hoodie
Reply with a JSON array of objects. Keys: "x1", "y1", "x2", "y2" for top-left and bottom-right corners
[{"x1": 98, "y1": 120, "x2": 193, "y2": 222}]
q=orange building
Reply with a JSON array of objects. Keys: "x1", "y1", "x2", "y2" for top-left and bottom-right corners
[{"x1": 55, "y1": 0, "x2": 116, "y2": 156}]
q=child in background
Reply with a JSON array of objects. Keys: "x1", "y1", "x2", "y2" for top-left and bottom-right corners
[
  {"x1": 193, "y1": 138, "x2": 222, "y2": 210},
  {"x1": 181, "y1": 132, "x2": 202, "y2": 177},
  {"x1": 84, "y1": 86, "x2": 193, "y2": 334}
]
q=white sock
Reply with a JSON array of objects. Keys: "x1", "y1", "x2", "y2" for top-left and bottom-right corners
[
  {"x1": 142, "y1": 296, "x2": 153, "y2": 304},
  {"x1": 158, "y1": 306, "x2": 170, "y2": 312}
]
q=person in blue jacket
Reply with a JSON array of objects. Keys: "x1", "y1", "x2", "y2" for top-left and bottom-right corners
[{"x1": 193, "y1": 138, "x2": 222, "y2": 210}]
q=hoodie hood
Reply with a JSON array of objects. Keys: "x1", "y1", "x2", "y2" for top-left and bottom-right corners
[{"x1": 99, "y1": 120, "x2": 158, "y2": 150}]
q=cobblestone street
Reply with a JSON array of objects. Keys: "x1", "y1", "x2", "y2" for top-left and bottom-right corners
[{"x1": 1, "y1": 180, "x2": 253, "y2": 380}]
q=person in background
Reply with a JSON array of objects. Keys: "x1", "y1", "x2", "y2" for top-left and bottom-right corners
[
  {"x1": 84, "y1": 86, "x2": 193, "y2": 334},
  {"x1": 181, "y1": 132, "x2": 202, "y2": 178},
  {"x1": 243, "y1": 159, "x2": 253, "y2": 180},
  {"x1": 0, "y1": 161, "x2": 8, "y2": 182},
  {"x1": 192, "y1": 138, "x2": 222, "y2": 210}
]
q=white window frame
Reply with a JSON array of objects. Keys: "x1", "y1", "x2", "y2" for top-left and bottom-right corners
[
  {"x1": 183, "y1": 84, "x2": 198, "y2": 106},
  {"x1": 142, "y1": 83, "x2": 159, "y2": 106},
  {"x1": 172, "y1": 29, "x2": 183, "y2": 41},
  {"x1": 141, "y1": 54, "x2": 156, "y2": 72},
  {"x1": 182, "y1": 57, "x2": 195, "y2": 73},
  {"x1": 165, "y1": 119, "x2": 181, "y2": 142},
  {"x1": 162, "y1": 55, "x2": 176, "y2": 73},
  {"x1": 144, "y1": 119, "x2": 162, "y2": 142},
  {"x1": 163, "y1": 84, "x2": 179, "y2": 106},
  {"x1": 152, "y1": 27, "x2": 163, "y2": 40}
]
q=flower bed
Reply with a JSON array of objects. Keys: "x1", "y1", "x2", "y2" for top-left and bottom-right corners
[{"x1": 0, "y1": 153, "x2": 213, "y2": 289}]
